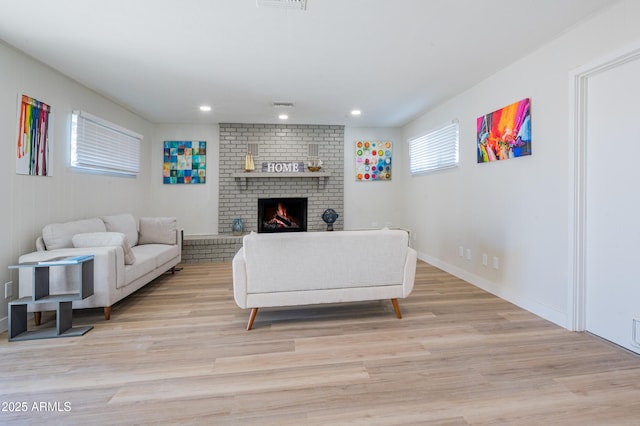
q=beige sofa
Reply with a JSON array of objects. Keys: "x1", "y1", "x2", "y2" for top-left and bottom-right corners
[
  {"x1": 18, "y1": 214, "x2": 181, "y2": 322},
  {"x1": 232, "y1": 229, "x2": 417, "y2": 330}
]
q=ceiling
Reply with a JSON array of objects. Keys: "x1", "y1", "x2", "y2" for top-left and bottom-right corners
[{"x1": 0, "y1": 0, "x2": 619, "y2": 127}]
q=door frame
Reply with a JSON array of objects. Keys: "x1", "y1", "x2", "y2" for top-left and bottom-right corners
[{"x1": 568, "y1": 41, "x2": 640, "y2": 331}]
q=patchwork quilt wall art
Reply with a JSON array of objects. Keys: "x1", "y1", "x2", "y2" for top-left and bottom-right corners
[
  {"x1": 163, "y1": 141, "x2": 206, "y2": 184},
  {"x1": 355, "y1": 140, "x2": 392, "y2": 181},
  {"x1": 477, "y1": 98, "x2": 531, "y2": 163}
]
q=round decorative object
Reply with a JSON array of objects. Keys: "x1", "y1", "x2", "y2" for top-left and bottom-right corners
[{"x1": 321, "y1": 208, "x2": 339, "y2": 231}]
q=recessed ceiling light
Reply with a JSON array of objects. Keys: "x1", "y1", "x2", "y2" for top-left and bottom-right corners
[
  {"x1": 351, "y1": 110, "x2": 362, "y2": 116},
  {"x1": 199, "y1": 105, "x2": 212, "y2": 112},
  {"x1": 279, "y1": 114, "x2": 289, "y2": 120}
]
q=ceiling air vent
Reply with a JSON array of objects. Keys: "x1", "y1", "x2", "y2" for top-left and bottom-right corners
[
  {"x1": 272, "y1": 101, "x2": 295, "y2": 108},
  {"x1": 256, "y1": 0, "x2": 307, "y2": 10}
]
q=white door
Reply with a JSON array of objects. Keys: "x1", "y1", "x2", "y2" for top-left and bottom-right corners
[{"x1": 585, "y1": 56, "x2": 640, "y2": 353}]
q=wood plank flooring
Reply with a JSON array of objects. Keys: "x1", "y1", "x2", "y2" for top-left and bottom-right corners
[{"x1": 2, "y1": 260, "x2": 640, "y2": 425}]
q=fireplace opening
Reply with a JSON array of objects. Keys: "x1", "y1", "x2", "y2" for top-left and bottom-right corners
[{"x1": 258, "y1": 198, "x2": 307, "y2": 233}]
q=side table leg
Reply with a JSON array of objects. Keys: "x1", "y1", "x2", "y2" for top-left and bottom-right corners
[
  {"x1": 57, "y1": 301, "x2": 73, "y2": 335},
  {"x1": 9, "y1": 304, "x2": 27, "y2": 340}
]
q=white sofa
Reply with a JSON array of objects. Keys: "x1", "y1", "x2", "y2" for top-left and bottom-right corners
[
  {"x1": 18, "y1": 214, "x2": 181, "y2": 323},
  {"x1": 232, "y1": 229, "x2": 417, "y2": 330}
]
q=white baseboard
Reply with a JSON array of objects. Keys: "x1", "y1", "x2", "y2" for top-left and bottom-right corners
[
  {"x1": 0, "y1": 316, "x2": 7, "y2": 334},
  {"x1": 417, "y1": 252, "x2": 568, "y2": 329}
]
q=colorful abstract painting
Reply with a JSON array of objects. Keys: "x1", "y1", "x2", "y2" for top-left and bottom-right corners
[
  {"x1": 477, "y1": 98, "x2": 531, "y2": 163},
  {"x1": 355, "y1": 140, "x2": 392, "y2": 181},
  {"x1": 16, "y1": 94, "x2": 52, "y2": 176},
  {"x1": 163, "y1": 141, "x2": 206, "y2": 184}
]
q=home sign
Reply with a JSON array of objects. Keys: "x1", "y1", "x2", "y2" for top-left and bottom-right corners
[{"x1": 261, "y1": 162, "x2": 305, "y2": 173}]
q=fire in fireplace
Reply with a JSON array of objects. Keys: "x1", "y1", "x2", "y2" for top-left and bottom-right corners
[{"x1": 258, "y1": 198, "x2": 307, "y2": 233}]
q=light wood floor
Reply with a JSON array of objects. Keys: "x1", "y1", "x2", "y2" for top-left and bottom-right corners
[{"x1": 2, "y1": 261, "x2": 640, "y2": 425}]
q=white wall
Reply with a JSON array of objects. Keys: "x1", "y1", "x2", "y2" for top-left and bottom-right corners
[
  {"x1": 343, "y1": 127, "x2": 404, "y2": 230},
  {"x1": 151, "y1": 124, "x2": 220, "y2": 236},
  {"x1": 400, "y1": 0, "x2": 640, "y2": 328},
  {"x1": 0, "y1": 41, "x2": 155, "y2": 331}
]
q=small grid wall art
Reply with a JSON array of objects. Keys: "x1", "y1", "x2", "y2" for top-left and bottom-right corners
[
  {"x1": 163, "y1": 141, "x2": 206, "y2": 184},
  {"x1": 355, "y1": 140, "x2": 392, "y2": 181}
]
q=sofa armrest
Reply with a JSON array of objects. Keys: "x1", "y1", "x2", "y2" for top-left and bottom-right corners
[
  {"x1": 403, "y1": 247, "x2": 418, "y2": 297},
  {"x1": 232, "y1": 247, "x2": 247, "y2": 308},
  {"x1": 18, "y1": 246, "x2": 125, "y2": 306}
]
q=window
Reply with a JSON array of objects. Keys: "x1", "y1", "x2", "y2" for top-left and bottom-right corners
[
  {"x1": 70, "y1": 110, "x2": 142, "y2": 176},
  {"x1": 408, "y1": 121, "x2": 459, "y2": 175}
]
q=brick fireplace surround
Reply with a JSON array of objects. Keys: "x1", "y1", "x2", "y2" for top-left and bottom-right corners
[{"x1": 182, "y1": 123, "x2": 345, "y2": 263}]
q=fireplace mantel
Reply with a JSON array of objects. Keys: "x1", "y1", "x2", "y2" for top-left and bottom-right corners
[{"x1": 233, "y1": 171, "x2": 331, "y2": 190}]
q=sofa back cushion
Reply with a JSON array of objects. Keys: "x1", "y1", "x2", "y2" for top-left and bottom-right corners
[
  {"x1": 101, "y1": 213, "x2": 139, "y2": 246},
  {"x1": 242, "y1": 229, "x2": 409, "y2": 294},
  {"x1": 42, "y1": 218, "x2": 106, "y2": 250},
  {"x1": 138, "y1": 217, "x2": 177, "y2": 245}
]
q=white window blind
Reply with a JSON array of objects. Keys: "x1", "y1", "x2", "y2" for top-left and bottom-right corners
[
  {"x1": 409, "y1": 121, "x2": 459, "y2": 175},
  {"x1": 70, "y1": 110, "x2": 141, "y2": 176}
]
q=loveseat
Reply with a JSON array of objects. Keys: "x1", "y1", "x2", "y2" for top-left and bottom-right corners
[
  {"x1": 232, "y1": 229, "x2": 417, "y2": 330},
  {"x1": 18, "y1": 214, "x2": 181, "y2": 323}
]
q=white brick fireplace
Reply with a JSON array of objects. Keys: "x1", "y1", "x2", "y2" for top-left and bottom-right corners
[{"x1": 218, "y1": 123, "x2": 344, "y2": 234}]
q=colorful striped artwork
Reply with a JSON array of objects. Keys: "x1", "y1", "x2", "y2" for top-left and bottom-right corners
[
  {"x1": 163, "y1": 141, "x2": 206, "y2": 184},
  {"x1": 16, "y1": 94, "x2": 52, "y2": 176},
  {"x1": 477, "y1": 98, "x2": 531, "y2": 163}
]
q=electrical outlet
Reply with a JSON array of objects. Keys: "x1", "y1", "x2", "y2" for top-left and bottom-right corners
[
  {"x1": 465, "y1": 248, "x2": 472, "y2": 261},
  {"x1": 493, "y1": 256, "x2": 500, "y2": 270},
  {"x1": 482, "y1": 253, "x2": 488, "y2": 266},
  {"x1": 4, "y1": 281, "x2": 12, "y2": 299},
  {"x1": 458, "y1": 246, "x2": 464, "y2": 257}
]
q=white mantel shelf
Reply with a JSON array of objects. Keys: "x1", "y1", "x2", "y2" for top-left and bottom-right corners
[{"x1": 233, "y1": 171, "x2": 331, "y2": 190}]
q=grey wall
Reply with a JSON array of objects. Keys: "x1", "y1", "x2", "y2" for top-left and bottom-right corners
[{"x1": 218, "y1": 123, "x2": 344, "y2": 233}]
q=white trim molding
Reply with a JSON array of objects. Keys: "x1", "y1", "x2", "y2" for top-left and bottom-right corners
[{"x1": 568, "y1": 41, "x2": 640, "y2": 331}]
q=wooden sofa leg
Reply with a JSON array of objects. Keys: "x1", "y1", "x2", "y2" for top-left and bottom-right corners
[
  {"x1": 247, "y1": 308, "x2": 259, "y2": 331},
  {"x1": 390, "y1": 298, "x2": 402, "y2": 319},
  {"x1": 104, "y1": 306, "x2": 111, "y2": 320},
  {"x1": 34, "y1": 312, "x2": 42, "y2": 326}
]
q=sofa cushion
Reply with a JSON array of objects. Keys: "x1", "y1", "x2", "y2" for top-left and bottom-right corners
[
  {"x1": 72, "y1": 232, "x2": 136, "y2": 265},
  {"x1": 101, "y1": 213, "x2": 139, "y2": 246},
  {"x1": 42, "y1": 218, "x2": 107, "y2": 250},
  {"x1": 133, "y1": 243, "x2": 179, "y2": 269},
  {"x1": 126, "y1": 245, "x2": 163, "y2": 287},
  {"x1": 138, "y1": 217, "x2": 177, "y2": 245}
]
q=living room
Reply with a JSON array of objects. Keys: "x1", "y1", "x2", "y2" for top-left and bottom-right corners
[{"x1": 1, "y1": 0, "x2": 640, "y2": 422}]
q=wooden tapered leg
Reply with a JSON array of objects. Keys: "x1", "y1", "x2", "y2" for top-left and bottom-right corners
[
  {"x1": 247, "y1": 308, "x2": 259, "y2": 331},
  {"x1": 390, "y1": 298, "x2": 402, "y2": 319},
  {"x1": 34, "y1": 312, "x2": 42, "y2": 326},
  {"x1": 104, "y1": 306, "x2": 111, "y2": 320}
]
